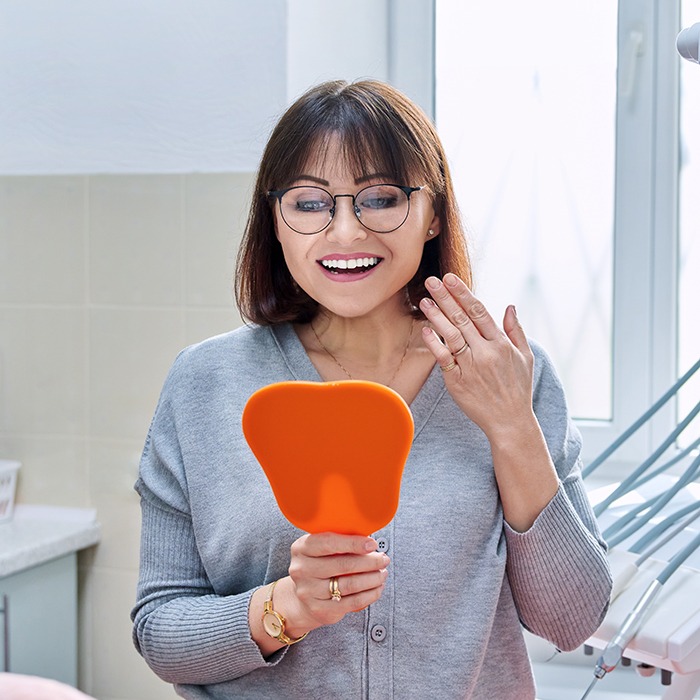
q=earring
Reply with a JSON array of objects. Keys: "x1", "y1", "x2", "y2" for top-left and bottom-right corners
[{"x1": 427, "y1": 229, "x2": 435, "y2": 237}]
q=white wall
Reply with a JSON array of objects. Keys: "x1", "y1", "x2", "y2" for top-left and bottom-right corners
[
  {"x1": 0, "y1": 0, "x2": 288, "y2": 174},
  {"x1": 286, "y1": 0, "x2": 389, "y2": 103},
  {"x1": 287, "y1": 0, "x2": 435, "y2": 116},
  {"x1": 0, "y1": 0, "x2": 403, "y2": 176}
]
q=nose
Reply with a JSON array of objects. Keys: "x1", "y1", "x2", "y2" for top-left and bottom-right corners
[{"x1": 325, "y1": 194, "x2": 368, "y2": 245}]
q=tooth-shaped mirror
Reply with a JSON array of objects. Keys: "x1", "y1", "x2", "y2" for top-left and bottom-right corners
[{"x1": 242, "y1": 380, "x2": 414, "y2": 535}]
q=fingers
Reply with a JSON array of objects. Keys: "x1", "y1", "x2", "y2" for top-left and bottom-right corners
[
  {"x1": 330, "y1": 569, "x2": 389, "y2": 605},
  {"x1": 422, "y1": 325, "x2": 459, "y2": 372},
  {"x1": 293, "y1": 532, "x2": 378, "y2": 557},
  {"x1": 503, "y1": 304, "x2": 530, "y2": 354},
  {"x1": 291, "y1": 536, "x2": 389, "y2": 580},
  {"x1": 421, "y1": 273, "x2": 502, "y2": 346}
]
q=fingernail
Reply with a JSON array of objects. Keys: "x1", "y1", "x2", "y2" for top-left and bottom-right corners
[
  {"x1": 420, "y1": 297, "x2": 436, "y2": 308},
  {"x1": 511, "y1": 305, "x2": 518, "y2": 318},
  {"x1": 426, "y1": 277, "x2": 440, "y2": 290},
  {"x1": 365, "y1": 539, "x2": 377, "y2": 552},
  {"x1": 381, "y1": 554, "x2": 390, "y2": 566},
  {"x1": 444, "y1": 273, "x2": 459, "y2": 287}
]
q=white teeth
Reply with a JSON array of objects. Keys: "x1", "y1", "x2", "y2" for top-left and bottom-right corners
[{"x1": 321, "y1": 257, "x2": 379, "y2": 270}]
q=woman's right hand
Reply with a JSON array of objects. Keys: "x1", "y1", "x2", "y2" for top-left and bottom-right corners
[
  {"x1": 250, "y1": 532, "x2": 389, "y2": 654},
  {"x1": 285, "y1": 532, "x2": 390, "y2": 631}
]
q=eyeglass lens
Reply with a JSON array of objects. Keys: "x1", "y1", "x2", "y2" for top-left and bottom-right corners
[{"x1": 278, "y1": 184, "x2": 411, "y2": 234}]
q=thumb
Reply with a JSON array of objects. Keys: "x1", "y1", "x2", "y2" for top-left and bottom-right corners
[{"x1": 503, "y1": 305, "x2": 529, "y2": 352}]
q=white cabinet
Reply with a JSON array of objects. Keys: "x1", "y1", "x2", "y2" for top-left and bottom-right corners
[
  {"x1": 0, "y1": 505, "x2": 100, "y2": 687},
  {"x1": 0, "y1": 553, "x2": 78, "y2": 685}
]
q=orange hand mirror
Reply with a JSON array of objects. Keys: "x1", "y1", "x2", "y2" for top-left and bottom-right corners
[{"x1": 242, "y1": 380, "x2": 414, "y2": 535}]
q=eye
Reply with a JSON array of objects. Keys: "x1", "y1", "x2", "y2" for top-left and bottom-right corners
[
  {"x1": 357, "y1": 185, "x2": 402, "y2": 210},
  {"x1": 286, "y1": 188, "x2": 332, "y2": 213},
  {"x1": 360, "y1": 195, "x2": 399, "y2": 210},
  {"x1": 296, "y1": 198, "x2": 329, "y2": 212}
]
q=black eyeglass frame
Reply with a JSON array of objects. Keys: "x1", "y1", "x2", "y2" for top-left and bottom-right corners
[{"x1": 267, "y1": 183, "x2": 424, "y2": 235}]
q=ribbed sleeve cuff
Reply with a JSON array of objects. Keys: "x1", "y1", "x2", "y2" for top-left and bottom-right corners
[
  {"x1": 504, "y1": 485, "x2": 612, "y2": 651},
  {"x1": 140, "y1": 590, "x2": 283, "y2": 684}
]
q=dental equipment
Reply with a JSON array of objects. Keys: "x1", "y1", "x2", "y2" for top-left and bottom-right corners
[
  {"x1": 580, "y1": 25, "x2": 700, "y2": 699},
  {"x1": 582, "y1": 358, "x2": 700, "y2": 480},
  {"x1": 677, "y1": 23, "x2": 700, "y2": 64},
  {"x1": 631, "y1": 504, "x2": 700, "y2": 558},
  {"x1": 625, "y1": 437, "x2": 700, "y2": 493},
  {"x1": 592, "y1": 399, "x2": 700, "y2": 516},
  {"x1": 602, "y1": 492, "x2": 665, "y2": 544},
  {"x1": 609, "y1": 507, "x2": 700, "y2": 603},
  {"x1": 604, "y1": 453, "x2": 700, "y2": 549},
  {"x1": 580, "y1": 529, "x2": 700, "y2": 699},
  {"x1": 578, "y1": 352, "x2": 700, "y2": 698}
]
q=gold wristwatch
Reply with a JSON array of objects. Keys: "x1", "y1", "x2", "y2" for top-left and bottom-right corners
[{"x1": 261, "y1": 579, "x2": 309, "y2": 645}]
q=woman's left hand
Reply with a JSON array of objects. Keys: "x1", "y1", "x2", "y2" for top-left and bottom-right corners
[{"x1": 419, "y1": 273, "x2": 536, "y2": 443}]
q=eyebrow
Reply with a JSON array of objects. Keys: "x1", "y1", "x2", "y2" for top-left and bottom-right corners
[{"x1": 294, "y1": 173, "x2": 395, "y2": 187}]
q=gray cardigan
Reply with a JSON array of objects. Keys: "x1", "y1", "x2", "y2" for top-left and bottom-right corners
[{"x1": 131, "y1": 323, "x2": 612, "y2": 699}]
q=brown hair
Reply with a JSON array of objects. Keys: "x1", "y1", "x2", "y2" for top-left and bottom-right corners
[{"x1": 235, "y1": 79, "x2": 472, "y2": 325}]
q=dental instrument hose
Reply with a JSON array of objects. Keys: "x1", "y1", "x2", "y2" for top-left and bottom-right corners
[
  {"x1": 582, "y1": 357, "x2": 700, "y2": 479},
  {"x1": 603, "y1": 452, "x2": 700, "y2": 549},
  {"x1": 593, "y1": 398, "x2": 700, "y2": 517},
  {"x1": 580, "y1": 528, "x2": 700, "y2": 699}
]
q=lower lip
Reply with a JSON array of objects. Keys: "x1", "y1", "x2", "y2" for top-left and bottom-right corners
[{"x1": 317, "y1": 262, "x2": 381, "y2": 283}]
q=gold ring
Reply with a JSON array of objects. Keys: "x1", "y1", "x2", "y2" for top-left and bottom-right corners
[
  {"x1": 329, "y1": 577, "x2": 342, "y2": 602},
  {"x1": 440, "y1": 360, "x2": 457, "y2": 372},
  {"x1": 452, "y1": 342, "x2": 469, "y2": 357}
]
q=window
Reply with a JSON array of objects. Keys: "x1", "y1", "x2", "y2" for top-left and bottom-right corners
[
  {"x1": 436, "y1": 1, "x2": 616, "y2": 423},
  {"x1": 678, "y1": 0, "x2": 700, "y2": 448},
  {"x1": 435, "y1": 1, "x2": 689, "y2": 467}
]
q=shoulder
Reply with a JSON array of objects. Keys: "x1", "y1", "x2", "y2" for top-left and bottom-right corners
[
  {"x1": 527, "y1": 337, "x2": 582, "y2": 469},
  {"x1": 171, "y1": 323, "x2": 275, "y2": 373},
  {"x1": 183, "y1": 322, "x2": 273, "y2": 357},
  {"x1": 160, "y1": 323, "x2": 288, "y2": 397},
  {"x1": 528, "y1": 338, "x2": 565, "y2": 400}
]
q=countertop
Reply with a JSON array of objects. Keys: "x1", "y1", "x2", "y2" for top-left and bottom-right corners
[{"x1": 0, "y1": 505, "x2": 101, "y2": 578}]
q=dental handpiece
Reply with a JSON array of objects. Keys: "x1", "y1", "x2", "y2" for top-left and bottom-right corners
[
  {"x1": 592, "y1": 578, "x2": 663, "y2": 679},
  {"x1": 587, "y1": 528, "x2": 700, "y2": 689}
]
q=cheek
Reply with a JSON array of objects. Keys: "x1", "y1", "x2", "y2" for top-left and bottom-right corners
[{"x1": 276, "y1": 232, "x2": 313, "y2": 279}]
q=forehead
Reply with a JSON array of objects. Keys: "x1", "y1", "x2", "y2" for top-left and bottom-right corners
[{"x1": 297, "y1": 132, "x2": 388, "y2": 184}]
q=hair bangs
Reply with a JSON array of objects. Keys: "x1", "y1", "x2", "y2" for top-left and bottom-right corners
[{"x1": 285, "y1": 90, "x2": 429, "y2": 189}]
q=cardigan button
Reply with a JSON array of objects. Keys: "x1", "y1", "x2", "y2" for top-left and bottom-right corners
[
  {"x1": 370, "y1": 625, "x2": 387, "y2": 642},
  {"x1": 376, "y1": 537, "x2": 389, "y2": 553}
]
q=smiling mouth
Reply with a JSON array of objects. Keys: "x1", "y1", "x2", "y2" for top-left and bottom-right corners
[{"x1": 319, "y1": 257, "x2": 382, "y2": 274}]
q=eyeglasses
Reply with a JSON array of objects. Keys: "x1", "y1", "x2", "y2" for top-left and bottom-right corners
[{"x1": 268, "y1": 184, "x2": 423, "y2": 235}]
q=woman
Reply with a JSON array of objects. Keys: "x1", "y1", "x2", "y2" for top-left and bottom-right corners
[{"x1": 131, "y1": 80, "x2": 612, "y2": 699}]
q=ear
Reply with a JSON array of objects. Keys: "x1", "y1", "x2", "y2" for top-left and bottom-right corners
[{"x1": 426, "y1": 213, "x2": 441, "y2": 239}]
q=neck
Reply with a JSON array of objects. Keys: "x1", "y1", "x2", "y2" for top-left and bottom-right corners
[{"x1": 304, "y1": 308, "x2": 419, "y2": 387}]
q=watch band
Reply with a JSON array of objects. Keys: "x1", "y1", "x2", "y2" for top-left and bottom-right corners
[{"x1": 262, "y1": 579, "x2": 309, "y2": 645}]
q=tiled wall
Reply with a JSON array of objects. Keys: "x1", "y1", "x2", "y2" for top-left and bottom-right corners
[{"x1": 0, "y1": 172, "x2": 253, "y2": 700}]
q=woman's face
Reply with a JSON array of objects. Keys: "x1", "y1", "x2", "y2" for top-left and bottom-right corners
[{"x1": 273, "y1": 137, "x2": 440, "y2": 320}]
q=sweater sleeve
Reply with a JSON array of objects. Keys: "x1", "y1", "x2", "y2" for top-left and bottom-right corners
[
  {"x1": 130, "y1": 363, "x2": 285, "y2": 685},
  {"x1": 503, "y1": 343, "x2": 613, "y2": 651}
]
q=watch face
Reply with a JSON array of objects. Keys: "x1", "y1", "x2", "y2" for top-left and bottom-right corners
[{"x1": 263, "y1": 611, "x2": 283, "y2": 638}]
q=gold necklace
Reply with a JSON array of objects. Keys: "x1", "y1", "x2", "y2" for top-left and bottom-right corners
[{"x1": 311, "y1": 318, "x2": 415, "y2": 388}]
